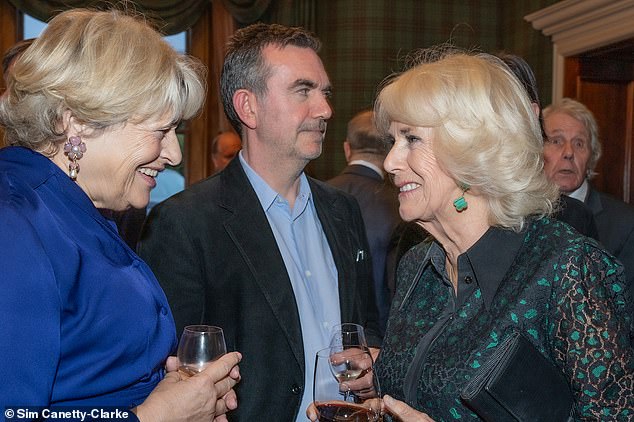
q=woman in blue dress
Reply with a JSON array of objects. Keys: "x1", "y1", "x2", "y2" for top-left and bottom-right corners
[{"x1": 0, "y1": 8, "x2": 240, "y2": 421}]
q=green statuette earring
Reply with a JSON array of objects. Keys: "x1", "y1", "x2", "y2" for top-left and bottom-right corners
[{"x1": 453, "y1": 182, "x2": 470, "y2": 212}]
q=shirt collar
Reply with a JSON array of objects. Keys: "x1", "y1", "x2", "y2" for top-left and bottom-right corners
[
  {"x1": 566, "y1": 179, "x2": 589, "y2": 202},
  {"x1": 423, "y1": 226, "x2": 526, "y2": 309},
  {"x1": 348, "y1": 159, "x2": 384, "y2": 179},
  {"x1": 238, "y1": 151, "x2": 311, "y2": 214},
  {"x1": 464, "y1": 226, "x2": 526, "y2": 307}
]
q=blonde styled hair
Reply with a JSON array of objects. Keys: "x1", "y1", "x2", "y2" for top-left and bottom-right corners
[
  {"x1": 0, "y1": 8, "x2": 206, "y2": 153},
  {"x1": 375, "y1": 48, "x2": 558, "y2": 231}
]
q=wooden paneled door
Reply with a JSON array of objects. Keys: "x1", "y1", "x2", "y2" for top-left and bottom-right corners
[{"x1": 563, "y1": 39, "x2": 634, "y2": 203}]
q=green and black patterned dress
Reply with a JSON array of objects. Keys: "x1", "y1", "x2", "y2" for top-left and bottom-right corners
[{"x1": 375, "y1": 217, "x2": 633, "y2": 421}]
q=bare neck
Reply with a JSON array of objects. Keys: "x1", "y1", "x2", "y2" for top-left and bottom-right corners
[{"x1": 241, "y1": 146, "x2": 306, "y2": 209}]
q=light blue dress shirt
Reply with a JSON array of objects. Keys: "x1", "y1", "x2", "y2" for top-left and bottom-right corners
[{"x1": 239, "y1": 153, "x2": 341, "y2": 421}]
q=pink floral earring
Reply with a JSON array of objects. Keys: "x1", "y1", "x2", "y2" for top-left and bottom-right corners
[{"x1": 63, "y1": 135, "x2": 86, "y2": 180}]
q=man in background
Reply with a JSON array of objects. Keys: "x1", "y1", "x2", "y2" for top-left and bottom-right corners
[
  {"x1": 543, "y1": 98, "x2": 634, "y2": 307},
  {"x1": 498, "y1": 53, "x2": 598, "y2": 239},
  {"x1": 210, "y1": 130, "x2": 241, "y2": 174},
  {"x1": 328, "y1": 109, "x2": 401, "y2": 333}
]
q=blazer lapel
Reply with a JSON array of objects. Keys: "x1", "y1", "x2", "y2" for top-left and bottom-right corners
[
  {"x1": 585, "y1": 187, "x2": 604, "y2": 217},
  {"x1": 219, "y1": 160, "x2": 304, "y2": 367}
]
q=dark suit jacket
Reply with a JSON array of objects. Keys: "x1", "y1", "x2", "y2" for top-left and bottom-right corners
[
  {"x1": 557, "y1": 195, "x2": 599, "y2": 240},
  {"x1": 327, "y1": 164, "x2": 401, "y2": 333},
  {"x1": 585, "y1": 187, "x2": 634, "y2": 303},
  {"x1": 138, "y1": 158, "x2": 381, "y2": 421}
]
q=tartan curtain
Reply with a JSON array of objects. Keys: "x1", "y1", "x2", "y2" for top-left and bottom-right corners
[
  {"x1": 8, "y1": 0, "x2": 211, "y2": 35},
  {"x1": 308, "y1": 0, "x2": 559, "y2": 180},
  {"x1": 7, "y1": 0, "x2": 560, "y2": 181}
]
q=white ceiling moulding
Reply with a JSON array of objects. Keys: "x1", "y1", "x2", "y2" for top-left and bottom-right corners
[{"x1": 525, "y1": 0, "x2": 634, "y2": 101}]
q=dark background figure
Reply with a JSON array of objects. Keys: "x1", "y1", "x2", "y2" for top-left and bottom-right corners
[
  {"x1": 210, "y1": 130, "x2": 241, "y2": 174},
  {"x1": 328, "y1": 109, "x2": 401, "y2": 333},
  {"x1": 99, "y1": 207, "x2": 147, "y2": 250},
  {"x1": 543, "y1": 97, "x2": 634, "y2": 324},
  {"x1": 497, "y1": 53, "x2": 599, "y2": 240},
  {"x1": 139, "y1": 23, "x2": 381, "y2": 422}
]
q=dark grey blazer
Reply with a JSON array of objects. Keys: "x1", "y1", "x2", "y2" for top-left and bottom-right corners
[
  {"x1": 138, "y1": 157, "x2": 380, "y2": 421},
  {"x1": 585, "y1": 187, "x2": 634, "y2": 300},
  {"x1": 557, "y1": 195, "x2": 599, "y2": 240}
]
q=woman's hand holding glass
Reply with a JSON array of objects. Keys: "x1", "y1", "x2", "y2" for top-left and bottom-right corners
[
  {"x1": 134, "y1": 325, "x2": 241, "y2": 422},
  {"x1": 312, "y1": 346, "x2": 382, "y2": 421},
  {"x1": 177, "y1": 325, "x2": 227, "y2": 376},
  {"x1": 135, "y1": 351, "x2": 241, "y2": 422}
]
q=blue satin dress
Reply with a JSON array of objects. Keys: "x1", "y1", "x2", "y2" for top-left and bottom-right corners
[{"x1": 0, "y1": 146, "x2": 177, "y2": 409}]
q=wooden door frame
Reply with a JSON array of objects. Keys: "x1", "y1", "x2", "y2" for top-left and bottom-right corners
[
  {"x1": 525, "y1": 0, "x2": 634, "y2": 102},
  {"x1": 186, "y1": 1, "x2": 236, "y2": 185}
]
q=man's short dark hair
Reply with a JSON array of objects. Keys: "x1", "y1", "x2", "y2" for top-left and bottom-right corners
[
  {"x1": 220, "y1": 23, "x2": 321, "y2": 134},
  {"x1": 497, "y1": 52, "x2": 546, "y2": 139}
]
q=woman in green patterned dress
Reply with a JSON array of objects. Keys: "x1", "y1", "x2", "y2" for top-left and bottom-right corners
[{"x1": 372, "y1": 48, "x2": 633, "y2": 421}]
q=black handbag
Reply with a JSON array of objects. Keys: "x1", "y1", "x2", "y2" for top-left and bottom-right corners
[{"x1": 460, "y1": 330, "x2": 574, "y2": 421}]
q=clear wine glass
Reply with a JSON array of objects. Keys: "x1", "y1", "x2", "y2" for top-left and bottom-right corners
[
  {"x1": 329, "y1": 323, "x2": 367, "y2": 351},
  {"x1": 177, "y1": 325, "x2": 227, "y2": 377},
  {"x1": 313, "y1": 347, "x2": 382, "y2": 422}
]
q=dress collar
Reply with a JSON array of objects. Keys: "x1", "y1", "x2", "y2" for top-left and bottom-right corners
[
  {"x1": 403, "y1": 225, "x2": 526, "y2": 309},
  {"x1": 0, "y1": 146, "x2": 118, "y2": 234}
]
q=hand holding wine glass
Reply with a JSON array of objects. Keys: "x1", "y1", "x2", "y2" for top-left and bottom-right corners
[
  {"x1": 329, "y1": 347, "x2": 376, "y2": 400},
  {"x1": 313, "y1": 347, "x2": 382, "y2": 421},
  {"x1": 177, "y1": 325, "x2": 227, "y2": 377}
]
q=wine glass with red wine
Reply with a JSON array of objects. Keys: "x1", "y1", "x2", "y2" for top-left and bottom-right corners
[
  {"x1": 313, "y1": 347, "x2": 382, "y2": 422},
  {"x1": 177, "y1": 325, "x2": 227, "y2": 377}
]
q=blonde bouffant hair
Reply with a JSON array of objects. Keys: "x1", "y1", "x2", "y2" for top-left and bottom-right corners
[
  {"x1": 375, "y1": 48, "x2": 559, "y2": 231},
  {"x1": 0, "y1": 8, "x2": 206, "y2": 154}
]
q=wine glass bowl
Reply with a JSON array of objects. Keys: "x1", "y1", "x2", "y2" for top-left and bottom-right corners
[
  {"x1": 314, "y1": 347, "x2": 381, "y2": 422},
  {"x1": 177, "y1": 325, "x2": 227, "y2": 376},
  {"x1": 330, "y1": 348, "x2": 373, "y2": 385},
  {"x1": 329, "y1": 323, "x2": 367, "y2": 351}
]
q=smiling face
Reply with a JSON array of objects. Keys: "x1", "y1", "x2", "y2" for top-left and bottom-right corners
[
  {"x1": 253, "y1": 45, "x2": 332, "y2": 164},
  {"x1": 543, "y1": 111, "x2": 592, "y2": 193},
  {"x1": 61, "y1": 114, "x2": 182, "y2": 211},
  {"x1": 384, "y1": 121, "x2": 459, "y2": 223}
]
